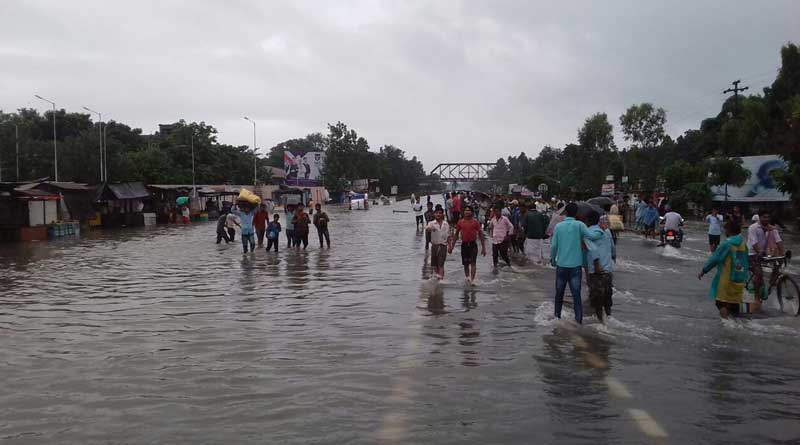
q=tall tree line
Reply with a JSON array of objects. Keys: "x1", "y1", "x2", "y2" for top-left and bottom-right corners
[
  {"x1": 491, "y1": 42, "x2": 800, "y2": 214},
  {"x1": 0, "y1": 112, "x2": 425, "y2": 193}
]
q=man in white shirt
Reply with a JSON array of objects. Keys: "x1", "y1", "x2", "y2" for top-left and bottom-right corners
[
  {"x1": 660, "y1": 205, "x2": 683, "y2": 245},
  {"x1": 225, "y1": 211, "x2": 241, "y2": 242},
  {"x1": 705, "y1": 208, "x2": 724, "y2": 252},
  {"x1": 412, "y1": 197, "x2": 424, "y2": 229},
  {"x1": 426, "y1": 205, "x2": 450, "y2": 280},
  {"x1": 747, "y1": 209, "x2": 785, "y2": 300}
]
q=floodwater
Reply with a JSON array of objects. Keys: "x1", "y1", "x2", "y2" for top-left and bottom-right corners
[{"x1": 1, "y1": 203, "x2": 799, "y2": 444}]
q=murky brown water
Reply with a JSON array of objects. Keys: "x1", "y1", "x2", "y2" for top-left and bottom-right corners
[{"x1": 1, "y1": 204, "x2": 799, "y2": 444}]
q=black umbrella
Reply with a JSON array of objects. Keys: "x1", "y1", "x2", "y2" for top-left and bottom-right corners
[
  {"x1": 576, "y1": 201, "x2": 605, "y2": 219},
  {"x1": 587, "y1": 196, "x2": 614, "y2": 208}
]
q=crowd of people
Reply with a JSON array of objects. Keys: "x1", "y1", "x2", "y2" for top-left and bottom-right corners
[
  {"x1": 216, "y1": 202, "x2": 331, "y2": 254},
  {"x1": 419, "y1": 192, "x2": 616, "y2": 323},
  {"x1": 419, "y1": 191, "x2": 792, "y2": 323}
]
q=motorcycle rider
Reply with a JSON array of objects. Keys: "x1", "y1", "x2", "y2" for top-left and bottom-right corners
[{"x1": 660, "y1": 205, "x2": 684, "y2": 246}]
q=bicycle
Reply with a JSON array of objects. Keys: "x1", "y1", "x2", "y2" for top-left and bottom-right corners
[{"x1": 746, "y1": 250, "x2": 800, "y2": 316}]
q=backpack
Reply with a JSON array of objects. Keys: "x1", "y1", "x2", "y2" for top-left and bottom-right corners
[{"x1": 728, "y1": 242, "x2": 748, "y2": 284}]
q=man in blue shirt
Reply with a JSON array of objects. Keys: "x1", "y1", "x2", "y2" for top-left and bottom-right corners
[
  {"x1": 550, "y1": 202, "x2": 603, "y2": 324},
  {"x1": 235, "y1": 205, "x2": 256, "y2": 254},
  {"x1": 585, "y1": 212, "x2": 616, "y2": 322}
]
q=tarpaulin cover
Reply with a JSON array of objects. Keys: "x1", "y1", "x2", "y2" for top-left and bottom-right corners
[{"x1": 107, "y1": 182, "x2": 151, "y2": 200}]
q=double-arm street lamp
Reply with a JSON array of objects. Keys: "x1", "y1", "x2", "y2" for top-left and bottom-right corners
[
  {"x1": 243, "y1": 116, "x2": 257, "y2": 186},
  {"x1": 34, "y1": 94, "x2": 58, "y2": 182}
]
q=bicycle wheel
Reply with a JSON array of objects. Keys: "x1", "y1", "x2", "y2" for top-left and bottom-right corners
[{"x1": 777, "y1": 275, "x2": 800, "y2": 316}]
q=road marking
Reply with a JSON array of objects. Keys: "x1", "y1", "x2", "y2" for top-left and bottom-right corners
[
  {"x1": 376, "y1": 324, "x2": 423, "y2": 443},
  {"x1": 584, "y1": 352, "x2": 609, "y2": 369},
  {"x1": 628, "y1": 408, "x2": 669, "y2": 438},
  {"x1": 605, "y1": 376, "x2": 633, "y2": 399}
]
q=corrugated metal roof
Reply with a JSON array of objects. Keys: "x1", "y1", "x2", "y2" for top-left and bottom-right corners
[{"x1": 107, "y1": 182, "x2": 151, "y2": 200}]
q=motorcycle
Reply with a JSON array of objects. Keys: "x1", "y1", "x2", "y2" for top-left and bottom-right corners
[{"x1": 659, "y1": 216, "x2": 684, "y2": 248}]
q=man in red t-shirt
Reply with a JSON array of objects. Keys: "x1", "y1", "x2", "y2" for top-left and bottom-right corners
[
  {"x1": 254, "y1": 203, "x2": 269, "y2": 247},
  {"x1": 454, "y1": 206, "x2": 486, "y2": 285},
  {"x1": 450, "y1": 192, "x2": 462, "y2": 223}
]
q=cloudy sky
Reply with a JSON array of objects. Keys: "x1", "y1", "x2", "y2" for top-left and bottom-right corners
[{"x1": 2, "y1": 1, "x2": 798, "y2": 170}]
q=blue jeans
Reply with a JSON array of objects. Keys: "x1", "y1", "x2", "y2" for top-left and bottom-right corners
[
  {"x1": 241, "y1": 233, "x2": 255, "y2": 253},
  {"x1": 554, "y1": 266, "x2": 583, "y2": 323}
]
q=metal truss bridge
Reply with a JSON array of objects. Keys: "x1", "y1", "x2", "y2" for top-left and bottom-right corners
[{"x1": 429, "y1": 163, "x2": 497, "y2": 181}]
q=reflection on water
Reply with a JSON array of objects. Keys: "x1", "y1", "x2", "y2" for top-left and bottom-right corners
[{"x1": 0, "y1": 206, "x2": 799, "y2": 443}]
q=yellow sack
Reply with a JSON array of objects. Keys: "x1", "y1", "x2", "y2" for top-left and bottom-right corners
[
  {"x1": 238, "y1": 188, "x2": 261, "y2": 205},
  {"x1": 608, "y1": 214, "x2": 624, "y2": 231}
]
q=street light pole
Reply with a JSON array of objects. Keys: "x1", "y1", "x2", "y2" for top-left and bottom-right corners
[
  {"x1": 103, "y1": 123, "x2": 108, "y2": 181},
  {"x1": 243, "y1": 116, "x2": 257, "y2": 186},
  {"x1": 15, "y1": 124, "x2": 20, "y2": 181},
  {"x1": 34, "y1": 94, "x2": 58, "y2": 181},
  {"x1": 191, "y1": 132, "x2": 196, "y2": 196},
  {"x1": 83, "y1": 106, "x2": 104, "y2": 182}
]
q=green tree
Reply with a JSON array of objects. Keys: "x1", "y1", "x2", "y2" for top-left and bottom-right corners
[
  {"x1": 578, "y1": 112, "x2": 615, "y2": 151},
  {"x1": 707, "y1": 157, "x2": 751, "y2": 202},
  {"x1": 620, "y1": 103, "x2": 667, "y2": 150}
]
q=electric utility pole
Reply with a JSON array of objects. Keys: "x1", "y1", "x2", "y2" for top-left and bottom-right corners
[{"x1": 723, "y1": 79, "x2": 749, "y2": 118}]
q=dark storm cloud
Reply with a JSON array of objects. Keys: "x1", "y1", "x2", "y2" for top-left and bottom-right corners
[{"x1": 1, "y1": 0, "x2": 798, "y2": 170}]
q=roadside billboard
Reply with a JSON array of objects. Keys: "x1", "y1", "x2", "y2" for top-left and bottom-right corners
[
  {"x1": 284, "y1": 151, "x2": 325, "y2": 187},
  {"x1": 711, "y1": 155, "x2": 790, "y2": 202}
]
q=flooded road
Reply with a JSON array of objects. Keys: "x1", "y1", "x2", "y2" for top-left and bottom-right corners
[{"x1": 1, "y1": 204, "x2": 799, "y2": 444}]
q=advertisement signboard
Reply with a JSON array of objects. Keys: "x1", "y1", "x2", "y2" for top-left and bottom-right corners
[
  {"x1": 284, "y1": 151, "x2": 325, "y2": 187},
  {"x1": 601, "y1": 183, "x2": 615, "y2": 196},
  {"x1": 711, "y1": 155, "x2": 790, "y2": 202}
]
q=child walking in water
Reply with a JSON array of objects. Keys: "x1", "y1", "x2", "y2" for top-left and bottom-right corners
[{"x1": 266, "y1": 214, "x2": 281, "y2": 252}]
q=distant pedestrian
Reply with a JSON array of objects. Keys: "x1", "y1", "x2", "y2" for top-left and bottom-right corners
[
  {"x1": 488, "y1": 206, "x2": 514, "y2": 267},
  {"x1": 522, "y1": 202, "x2": 549, "y2": 265},
  {"x1": 284, "y1": 204, "x2": 296, "y2": 248},
  {"x1": 412, "y1": 197, "x2": 424, "y2": 229},
  {"x1": 454, "y1": 206, "x2": 486, "y2": 284},
  {"x1": 728, "y1": 206, "x2": 743, "y2": 228},
  {"x1": 292, "y1": 204, "x2": 311, "y2": 249},
  {"x1": 509, "y1": 200, "x2": 521, "y2": 253},
  {"x1": 225, "y1": 210, "x2": 240, "y2": 242},
  {"x1": 216, "y1": 210, "x2": 231, "y2": 244},
  {"x1": 545, "y1": 202, "x2": 565, "y2": 238},
  {"x1": 642, "y1": 201, "x2": 659, "y2": 239},
  {"x1": 426, "y1": 205, "x2": 450, "y2": 280},
  {"x1": 550, "y1": 202, "x2": 604, "y2": 324},
  {"x1": 423, "y1": 201, "x2": 435, "y2": 250},
  {"x1": 450, "y1": 192, "x2": 462, "y2": 223},
  {"x1": 266, "y1": 214, "x2": 281, "y2": 252},
  {"x1": 254, "y1": 203, "x2": 269, "y2": 247},
  {"x1": 181, "y1": 206, "x2": 190, "y2": 224},
  {"x1": 634, "y1": 198, "x2": 646, "y2": 231},
  {"x1": 313, "y1": 203, "x2": 331, "y2": 248},
  {"x1": 705, "y1": 208, "x2": 724, "y2": 252}
]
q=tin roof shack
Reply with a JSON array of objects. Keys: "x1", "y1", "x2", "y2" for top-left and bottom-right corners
[
  {"x1": 0, "y1": 183, "x2": 60, "y2": 241},
  {"x1": 33, "y1": 182, "x2": 96, "y2": 224},
  {"x1": 148, "y1": 184, "x2": 195, "y2": 223},
  {"x1": 94, "y1": 182, "x2": 153, "y2": 227}
]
